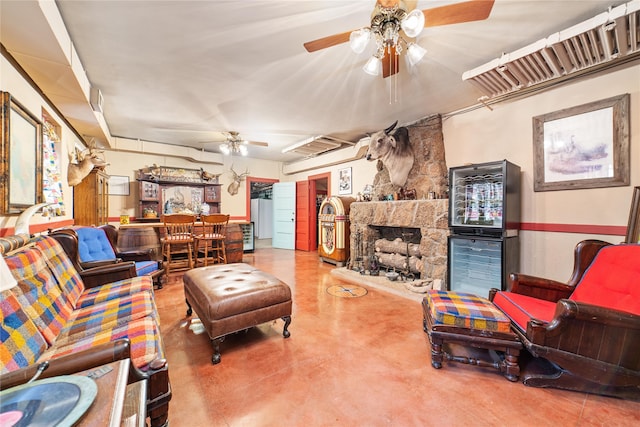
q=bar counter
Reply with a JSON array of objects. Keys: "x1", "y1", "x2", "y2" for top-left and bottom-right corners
[{"x1": 117, "y1": 221, "x2": 247, "y2": 263}]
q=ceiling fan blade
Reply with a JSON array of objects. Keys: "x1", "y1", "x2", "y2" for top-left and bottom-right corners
[
  {"x1": 423, "y1": 0, "x2": 494, "y2": 27},
  {"x1": 382, "y1": 46, "x2": 400, "y2": 79},
  {"x1": 247, "y1": 140, "x2": 268, "y2": 147},
  {"x1": 303, "y1": 30, "x2": 353, "y2": 52}
]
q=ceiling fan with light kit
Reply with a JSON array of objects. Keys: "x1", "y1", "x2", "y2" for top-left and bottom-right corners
[
  {"x1": 202, "y1": 131, "x2": 269, "y2": 156},
  {"x1": 303, "y1": 0, "x2": 495, "y2": 78}
]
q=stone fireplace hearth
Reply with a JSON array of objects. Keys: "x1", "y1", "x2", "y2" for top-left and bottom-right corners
[{"x1": 348, "y1": 199, "x2": 448, "y2": 283}]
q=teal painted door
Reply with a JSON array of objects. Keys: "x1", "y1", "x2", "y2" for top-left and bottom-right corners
[{"x1": 272, "y1": 182, "x2": 296, "y2": 249}]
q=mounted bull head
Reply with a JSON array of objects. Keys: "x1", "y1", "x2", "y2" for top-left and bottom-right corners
[
  {"x1": 200, "y1": 168, "x2": 220, "y2": 182},
  {"x1": 366, "y1": 120, "x2": 414, "y2": 187},
  {"x1": 67, "y1": 147, "x2": 109, "y2": 186},
  {"x1": 227, "y1": 165, "x2": 249, "y2": 196}
]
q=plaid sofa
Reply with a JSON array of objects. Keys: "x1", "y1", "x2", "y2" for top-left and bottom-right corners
[{"x1": 0, "y1": 235, "x2": 171, "y2": 427}]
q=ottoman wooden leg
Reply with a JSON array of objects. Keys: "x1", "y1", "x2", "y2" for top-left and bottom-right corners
[
  {"x1": 186, "y1": 299, "x2": 193, "y2": 317},
  {"x1": 282, "y1": 316, "x2": 291, "y2": 338},
  {"x1": 430, "y1": 337, "x2": 444, "y2": 369},
  {"x1": 211, "y1": 337, "x2": 225, "y2": 365},
  {"x1": 502, "y1": 348, "x2": 521, "y2": 382}
]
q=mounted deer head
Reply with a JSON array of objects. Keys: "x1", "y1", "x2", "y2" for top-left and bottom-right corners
[
  {"x1": 227, "y1": 164, "x2": 249, "y2": 196},
  {"x1": 67, "y1": 147, "x2": 109, "y2": 186}
]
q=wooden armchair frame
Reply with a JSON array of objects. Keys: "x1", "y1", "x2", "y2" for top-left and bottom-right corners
[{"x1": 490, "y1": 240, "x2": 640, "y2": 400}]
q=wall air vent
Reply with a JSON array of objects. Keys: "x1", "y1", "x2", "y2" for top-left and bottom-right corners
[
  {"x1": 90, "y1": 87, "x2": 104, "y2": 113},
  {"x1": 282, "y1": 135, "x2": 355, "y2": 157},
  {"x1": 462, "y1": 0, "x2": 640, "y2": 100}
]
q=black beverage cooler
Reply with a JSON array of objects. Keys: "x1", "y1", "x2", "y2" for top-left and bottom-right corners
[{"x1": 447, "y1": 160, "x2": 521, "y2": 295}]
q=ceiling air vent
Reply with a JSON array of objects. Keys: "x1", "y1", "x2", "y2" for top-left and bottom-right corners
[
  {"x1": 282, "y1": 135, "x2": 354, "y2": 157},
  {"x1": 462, "y1": 0, "x2": 640, "y2": 100}
]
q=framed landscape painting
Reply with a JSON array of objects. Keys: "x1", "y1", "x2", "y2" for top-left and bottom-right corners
[
  {"x1": 1, "y1": 92, "x2": 43, "y2": 214},
  {"x1": 533, "y1": 94, "x2": 629, "y2": 192}
]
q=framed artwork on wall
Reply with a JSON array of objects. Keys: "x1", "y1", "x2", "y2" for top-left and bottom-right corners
[
  {"x1": 532, "y1": 94, "x2": 629, "y2": 192},
  {"x1": 109, "y1": 175, "x2": 130, "y2": 195},
  {"x1": 1, "y1": 92, "x2": 43, "y2": 214},
  {"x1": 339, "y1": 167, "x2": 352, "y2": 195},
  {"x1": 625, "y1": 186, "x2": 640, "y2": 244}
]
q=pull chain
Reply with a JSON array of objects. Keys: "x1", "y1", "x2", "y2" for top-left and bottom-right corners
[{"x1": 389, "y1": 47, "x2": 393, "y2": 104}]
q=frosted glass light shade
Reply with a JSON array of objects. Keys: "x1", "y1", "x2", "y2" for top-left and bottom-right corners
[
  {"x1": 349, "y1": 28, "x2": 371, "y2": 54},
  {"x1": 363, "y1": 56, "x2": 382, "y2": 76},
  {"x1": 406, "y1": 43, "x2": 427, "y2": 66},
  {"x1": 0, "y1": 256, "x2": 17, "y2": 292},
  {"x1": 239, "y1": 145, "x2": 248, "y2": 156},
  {"x1": 401, "y1": 9, "x2": 425, "y2": 38},
  {"x1": 220, "y1": 144, "x2": 231, "y2": 155}
]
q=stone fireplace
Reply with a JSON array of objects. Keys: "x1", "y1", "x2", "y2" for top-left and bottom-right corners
[
  {"x1": 349, "y1": 199, "x2": 448, "y2": 282},
  {"x1": 346, "y1": 113, "x2": 449, "y2": 284}
]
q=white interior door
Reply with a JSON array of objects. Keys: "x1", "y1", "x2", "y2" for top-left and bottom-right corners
[{"x1": 272, "y1": 182, "x2": 296, "y2": 249}]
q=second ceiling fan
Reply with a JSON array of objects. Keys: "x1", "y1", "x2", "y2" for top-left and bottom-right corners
[
  {"x1": 303, "y1": 0, "x2": 495, "y2": 78},
  {"x1": 204, "y1": 131, "x2": 268, "y2": 156}
]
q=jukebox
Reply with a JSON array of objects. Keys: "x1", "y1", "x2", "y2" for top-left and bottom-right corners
[{"x1": 318, "y1": 196, "x2": 354, "y2": 267}]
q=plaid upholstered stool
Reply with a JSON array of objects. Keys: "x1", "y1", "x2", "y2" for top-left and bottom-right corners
[{"x1": 422, "y1": 290, "x2": 522, "y2": 381}]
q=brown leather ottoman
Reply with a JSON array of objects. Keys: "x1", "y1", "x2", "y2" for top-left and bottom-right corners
[{"x1": 183, "y1": 263, "x2": 292, "y2": 364}]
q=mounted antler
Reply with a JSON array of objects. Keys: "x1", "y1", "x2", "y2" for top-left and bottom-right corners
[
  {"x1": 227, "y1": 164, "x2": 249, "y2": 196},
  {"x1": 67, "y1": 147, "x2": 109, "y2": 186}
]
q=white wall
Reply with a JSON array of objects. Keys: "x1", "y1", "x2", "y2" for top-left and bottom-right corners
[
  {"x1": 443, "y1": 64, "x2": 640, "y2": 281},
  {"x1": 0, "y1": 55, "x2": 81, "y2": 232},
  {"x1": 281, "y1": 157, "x2": 378, "y2": 200}
]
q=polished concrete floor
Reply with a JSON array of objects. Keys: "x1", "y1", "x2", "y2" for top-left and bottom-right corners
[{"x1": 155, "y1": 248, "x2": 640, "y2": 427}]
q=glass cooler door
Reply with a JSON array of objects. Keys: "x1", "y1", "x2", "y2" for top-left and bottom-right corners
[
  {"x1": 448, "y1": 235, "x2": 503, "y2": 295},
  {"x1": 450, "y1": 163, "x2": 505, "y2": 232},
  {"x1": 448, "y1": 159, "x2": 520, "y2": 236}
]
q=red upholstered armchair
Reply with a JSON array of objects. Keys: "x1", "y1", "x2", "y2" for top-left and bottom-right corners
[{"x1": 490, "y1": 240, "x2": 640, "y2": 399}]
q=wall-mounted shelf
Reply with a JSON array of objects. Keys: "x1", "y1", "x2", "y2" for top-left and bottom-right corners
[{"x1": 136, "y1": 167, "x2": 221, "y2": 219}]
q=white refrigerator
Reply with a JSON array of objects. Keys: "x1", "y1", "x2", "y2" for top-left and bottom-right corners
[{"x1": 250, "y1": 198, "x2": 273, "y2": 239}]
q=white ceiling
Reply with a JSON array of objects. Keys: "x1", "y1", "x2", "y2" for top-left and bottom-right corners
[{"x1": 1, "y1": 0, "x2": 630, "y2": 162}]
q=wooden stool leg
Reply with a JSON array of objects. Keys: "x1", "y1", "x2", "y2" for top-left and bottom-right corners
[
  {"x1": 430, "y1": 337, "x2": 444, "y2": 369},
  {"x1": 164, "y1": 243, "x2": 171, "y2": 278},
  {"x1": 503, "y1": 348, "x2": 520, "y2": 382},
  {"x1": 187, "y1": 242, "x2": 193, "y2": 269},
  {"x1": 204, "y1": 240, "x2": 210, "y2": 266}
]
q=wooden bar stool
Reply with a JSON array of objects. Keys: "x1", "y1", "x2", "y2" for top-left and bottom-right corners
[
  {"x1": 161, "y1": 213, "x2": 196, "y2": 278},
  {"x1": 194, "y1": 214, "x2": 229, "y2": 266}
]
